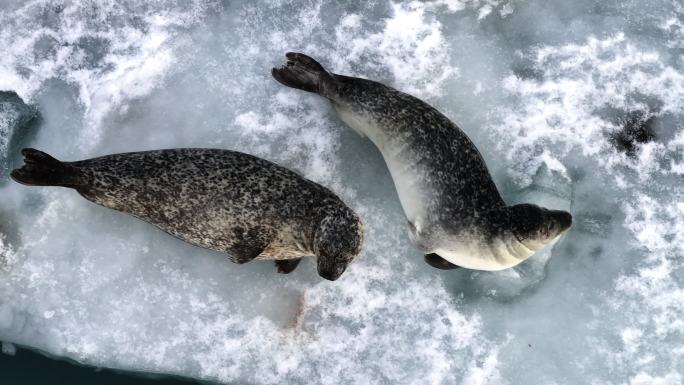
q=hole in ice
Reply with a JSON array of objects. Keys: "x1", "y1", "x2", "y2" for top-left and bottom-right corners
[{"x1": 609, "y1": 111, "x2": 657, "y2": 157}]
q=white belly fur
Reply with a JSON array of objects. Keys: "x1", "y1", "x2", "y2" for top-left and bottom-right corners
[
  {"x1": 433, "y1": 236, "x2": 534, "y2": 271},
  {"x1": 334, "y1": 105, "x2": 428, "y2": 228},
  {"x1": 333, "y1": 104, "x2": 545, "y2": 271}
]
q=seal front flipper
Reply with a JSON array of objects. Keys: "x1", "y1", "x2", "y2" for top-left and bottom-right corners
[
  {"x1": 228, "y1": 227, "x2": 275, "y2": 264},
  {"x1": 275, "y1": 258, "x2": 302, "y2": 274},
  {"x1": 424, "y1": 253, "x2": 461, "y2": 270}
]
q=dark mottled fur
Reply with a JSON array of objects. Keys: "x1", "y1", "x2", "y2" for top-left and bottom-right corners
[
  {"x1": 273, "y1": 53, "x2": 572, "y2": 270},
  {"x1": 273, "y1": 54, "x2": 505, "y2": 237},
  {"x1": 331, "y1": 74, "x2": 506, "y2": 229},
  {"x1": 11, "y1": 148, "x2": 363, "y2": 280}
]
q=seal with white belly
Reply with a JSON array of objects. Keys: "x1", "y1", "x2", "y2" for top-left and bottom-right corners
[
  {"x1": 272, "y1": 52, "x2": 572, "y2": 271},
  {"x1": 11, "y1": 148, "x2": 363, "y2": 280}
]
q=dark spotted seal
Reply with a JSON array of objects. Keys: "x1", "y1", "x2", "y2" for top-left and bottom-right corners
[
  {"x1": 272, "y1": 52, "x2": 571, "y2": 271},
  {"x1": 11, "y1": 148, "x2": 363, "y2": 280}
]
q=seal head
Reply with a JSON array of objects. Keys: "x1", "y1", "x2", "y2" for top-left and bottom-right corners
[
  {"x1": 508, "y1": 203, "x2": 572, "y2": 253},
  {"x1": 315, "y1": 209, "x2": 364, "y2": 281}
]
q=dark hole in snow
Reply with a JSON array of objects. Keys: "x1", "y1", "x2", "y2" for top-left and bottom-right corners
[{"x1": 609, "y1": 111, "x2": 657, "y2": 157}]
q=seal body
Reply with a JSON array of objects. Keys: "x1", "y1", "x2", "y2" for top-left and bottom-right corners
[
  {"x1": 11, "y1": 148, "x2": 363, "y2": 280},
  {"x1": 273, "y1": 53, "x2": 571, "y2": 271}
]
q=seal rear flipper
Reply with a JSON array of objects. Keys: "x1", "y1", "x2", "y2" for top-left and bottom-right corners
[
  {"x1": 10, "y1": 148, "x2": 83, "y2": 188},
  {"x1": 275, "y1": 258, "x2": 302, "y2": 274},
  {"x1": 424, "y1": 253, "x2": 462, "y2": 270},
  {"x1": 228, "y1": 227, "x2": 275, "y2": 264},
  {"x1": 272, "y1": 52, "x2": 340, "y2": 98}
]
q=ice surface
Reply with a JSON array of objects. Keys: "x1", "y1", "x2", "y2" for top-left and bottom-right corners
[
  {"x1": 0, "y1": 0, "x2": 683, "y2": 384},
  {"x1": 0, "y1": 92, "x2": 39, "y2": 179}
]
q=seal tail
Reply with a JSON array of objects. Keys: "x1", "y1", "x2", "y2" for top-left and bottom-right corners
[
  {"x1": 271, "y1": 52, "x2": 340, "y2": 98},
  {"x1": 10, "y1": 148, "x2": 84, "y2": 188}
]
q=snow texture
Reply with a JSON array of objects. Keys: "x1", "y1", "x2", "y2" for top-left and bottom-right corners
[{"x1": 0, "y1": 0, "x2": 682, "y2": 384}]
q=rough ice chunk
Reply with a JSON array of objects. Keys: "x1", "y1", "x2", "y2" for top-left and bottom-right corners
[
  {"x1": 0, "y1": 0, "x2": 683, "y2": 384},
  {"x1": 0, "y1": 91, "x2": 40, "y2": 178}
]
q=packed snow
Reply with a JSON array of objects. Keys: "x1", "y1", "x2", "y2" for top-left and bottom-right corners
[{"x1": 0, "y1": 0, "x2": 682, "y2": 383}]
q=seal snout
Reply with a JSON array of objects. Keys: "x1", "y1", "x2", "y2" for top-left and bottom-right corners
[
  {"x1": 317, "y1": 265, "x2": 345, "y2": 281},
  {"x1": 552, "y1": 210, "x2": 573, "y2": 233}
]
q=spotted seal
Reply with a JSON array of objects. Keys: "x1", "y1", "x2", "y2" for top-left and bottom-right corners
[
  {"x1": 272, "y1": 52, "x2": 571, "y2": 271},
  {"x1": 11, "y1": 148, "x2": 363, "y2": 280}
]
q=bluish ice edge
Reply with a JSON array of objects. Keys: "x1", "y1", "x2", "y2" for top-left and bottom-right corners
[{"x1": 0, "y1": 1, "x2": 682, "y2": 384}]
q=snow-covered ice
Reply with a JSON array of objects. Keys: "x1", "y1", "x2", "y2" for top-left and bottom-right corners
[{"x1": 0, "y1": 0, "x2": 682, "y2": 384}]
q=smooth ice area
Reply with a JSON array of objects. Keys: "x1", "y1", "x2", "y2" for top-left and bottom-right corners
[{"x1": 0, "y1": 1, "x2": 683, "y2": 384}]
